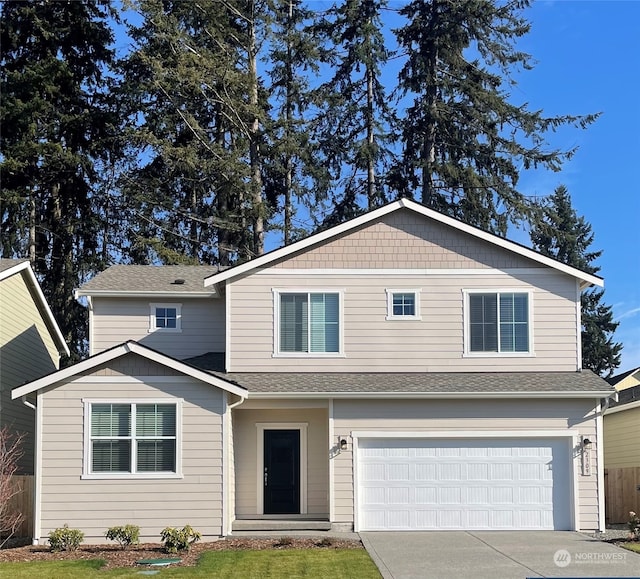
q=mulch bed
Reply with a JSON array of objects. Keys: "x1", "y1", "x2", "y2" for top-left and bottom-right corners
[{"x1": 0, "y1": 537, "x2": 364, "y2": 569}]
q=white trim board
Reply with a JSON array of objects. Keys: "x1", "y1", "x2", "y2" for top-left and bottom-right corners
[
  {"x1": 12, "y1": 341, "x2": 248, "y2": 399},
  {"x1": 204, "y1": 199, "x2": 603, "y2": 289}
]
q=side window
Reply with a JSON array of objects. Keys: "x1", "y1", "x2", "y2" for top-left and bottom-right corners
[
  {"x1": 386, "y1": 289, "x2": 421, "y2": 320},
  {"x1": 149, "y1": 303, "x2": 182, "y2": 332},
  {"x1": 466, "y1": 291, "x2": 531, "y2": 355},
  {"x1": 84, "y1": 401, "x2": 181, "y2": 479}
]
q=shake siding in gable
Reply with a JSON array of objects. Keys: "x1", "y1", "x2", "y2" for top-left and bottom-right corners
[
  {"x1": 1, "y1": 272, "x2": 60, "y2": 473},
  {"x1": 332, "y1": 398, "x2": 600, "y2": 531},
  {"x1": 38, "y1": 356, "x2": 225, "y2": 542},
  {"x1": 91, "y1": 297, "x2": 225, "y2": 359}
]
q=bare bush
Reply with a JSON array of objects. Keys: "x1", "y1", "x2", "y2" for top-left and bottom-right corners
[{"x1": 0, "y1": 426, "x2": 25, "y2": 548}]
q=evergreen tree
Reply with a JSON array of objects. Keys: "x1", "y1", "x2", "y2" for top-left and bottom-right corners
[
  {"x1": 393, "y1": 0, "x2": 599, "y2": 235},
  {"x1": 0, "y1": 0, "x2": 120, "y2": 360},
  {"x1": 120, "y1": 0, "x2": 269, "y2": 265},
  {"x1": 530, "y1": 185, "x2": 622, "y2": 377},
  {"x1": 312, "y1": 0, "x2": 396, "y2": 227},
  {"x1": 264, "y1": 0, "x2": 327, "y2": 244}
]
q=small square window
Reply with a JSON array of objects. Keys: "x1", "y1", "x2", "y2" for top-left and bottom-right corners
[
  {"x1": 149, "y1": 303, "x2": 181, "y2": 332},
  {"x1": 386, "y1": 289, "x2": 421, "y2": 320}
]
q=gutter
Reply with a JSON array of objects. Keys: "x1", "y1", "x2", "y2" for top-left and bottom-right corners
[{"x1": 246, "y1": 390, "x2": 616, "y2": 400}]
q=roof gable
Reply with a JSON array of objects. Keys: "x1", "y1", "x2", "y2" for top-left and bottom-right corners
[
  {"x1": 11, "y1": 341, "x2": 248, "y2": 400},
  {"x1": 0, "y1": 259, "x2": 69, "y2": 356},
  {"x1": 204, "y1": 199, "x2": 603, "y2": 289}
]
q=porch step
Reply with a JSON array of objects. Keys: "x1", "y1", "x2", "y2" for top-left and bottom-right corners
[{"x1": 232, "y1": 519, "x2": 332, "y2": 532}]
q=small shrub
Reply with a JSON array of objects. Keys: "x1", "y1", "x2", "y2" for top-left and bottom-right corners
[
  {"x1": 105, "y1": 524, "x2": 140, "y2": 550},
  {"x1": 160, "y1": 525, "x2": 201, "y2": 554},
  {"x1": 48, "y1": 524, "x2": 84, "y2": 552},
  {"x1": 274, "y1": 536, "x2": 293, "y2": 548},
  {"x1": 629, "y1": 511, "x2": 640, "y2": 541}
]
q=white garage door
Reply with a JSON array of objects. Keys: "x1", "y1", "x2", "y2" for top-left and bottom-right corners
[{"x1": 357, "y1": 438, "x2": 572, "y2": 531}]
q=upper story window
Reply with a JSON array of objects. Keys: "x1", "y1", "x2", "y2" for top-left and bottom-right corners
[
  {"x1": 274, "y1": 290, "x2": 342, "y2": 356},
  {"x1": 149, "y1": 303, "x2": 182, "y2": 333},
  {"x1": 386, "y1": 289, "x2": 421, "y2": 320},
  {"x1": 465, "y1": 290, "x2": 532, "y2": 355},
  {"x1": 83, "y1": 400, "x2": 181, "y2": 479}
]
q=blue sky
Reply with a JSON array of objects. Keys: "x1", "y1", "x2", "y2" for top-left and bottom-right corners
[{"x1": 511, "y1": 1, "x2": 640, "y2": 373}]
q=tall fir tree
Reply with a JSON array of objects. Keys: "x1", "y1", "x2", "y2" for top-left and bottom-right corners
[
  {"x1": 530, "y1": 185, "x2": 622, "y2": 377},
  {"x1": 120, "y1": 0, "x2": 269, "y2": 265},
  {"x1": 392, "y1": 0, "x2": 599, "y2": 235},
  {"x1": 263, "y1": 0, "x2": 327, "y2": 244},
  {"x1": 312, "y1": 0, "x2": 396, "y2": 227},
  {"x1": 0, "y1": 0, "x2": 120, "y2": 360}
]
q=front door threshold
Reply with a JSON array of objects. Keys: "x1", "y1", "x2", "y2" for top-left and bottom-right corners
[{"x1": 232, "y1": 519, "x2": 331, "y2": 532}]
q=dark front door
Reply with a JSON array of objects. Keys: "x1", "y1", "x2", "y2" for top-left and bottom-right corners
[{"x1": 264, "y1": 429, "x2": 300, "y2": 514}]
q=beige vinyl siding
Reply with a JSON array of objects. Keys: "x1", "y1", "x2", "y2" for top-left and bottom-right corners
[
  {"x1": 332, "y1": 398, "x2": 600, "y2": 531},
  {"x1": 228, "y1": 270, "x2": 578, "y2": 372},
  {"x1": 91, "y1": 297, "x2": 225, "y2": 359},
  {"x1": 233, "y1": 407, "x2": 329, "y2": 518},
  {"x1": 604, "y1": 408, "x2": 640, "y2": 468},
  {"x1": 39, "y1": 356, "x2": 226, "y2": 543},
  {"x1": 0, "y1": 272, "x2": 60, "y2": 474}
]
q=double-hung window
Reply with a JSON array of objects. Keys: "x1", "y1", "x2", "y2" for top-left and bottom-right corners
[
  {"x1": 276, "y1": 291, "x2": 341, "y2": 355},
  {"x1": 466, "y1": 291, "x2": 531, "y2": 354},
  {"x1": 84, "y1": 401, "x2": 181, "y2": 478},
  {"x1": 149, "y1": 303, "x2": 181, "y2": 332}
]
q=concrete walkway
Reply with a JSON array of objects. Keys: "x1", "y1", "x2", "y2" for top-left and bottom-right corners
[{"x1": 360, "y1": 531, "x2": 640, "y2": 578}]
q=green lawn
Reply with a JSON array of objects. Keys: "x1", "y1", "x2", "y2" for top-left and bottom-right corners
[
  {"x1": 622, "y1": 542, "x2": 640, "y2": 554},
  {"x1": 0, "y1": 549, "x2": 381, "y2": 579}
]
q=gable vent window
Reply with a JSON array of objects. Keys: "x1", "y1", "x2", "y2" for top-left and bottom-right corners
[
  {"x1": 466, "y1": 291, "x2": 532, "y2": 355},
  {"x1": 274, "y1": 290, "x2": 342, "y2": 356},
  {"x1": 84, "y1": 400, "x2": 182, "y2": 479},
  {"x1": 149, "y1": 303, "x2": 182, "y2": 333}
]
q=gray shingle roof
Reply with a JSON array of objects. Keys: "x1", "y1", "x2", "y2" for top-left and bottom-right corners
[
  {"x1": 0, "y1": 258, "x2": 28, "y2": 274},
  {"x1": 184, "y1": 353, "x2": 613, "y2": 395},
  {"x1": 79, "y1": 265, "x2": 222, "y2": 294}
]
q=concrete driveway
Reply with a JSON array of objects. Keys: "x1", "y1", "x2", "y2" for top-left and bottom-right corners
[{"x1": 360, "y1": 531, "x2": 640, "y2": 578}]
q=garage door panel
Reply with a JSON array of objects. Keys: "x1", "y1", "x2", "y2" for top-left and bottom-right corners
[{"x1": 358, "y1": 438, "x2": 572, "y2": 531}]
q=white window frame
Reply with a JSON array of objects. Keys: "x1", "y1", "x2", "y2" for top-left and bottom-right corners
[
  {"x1": 272, "y1": 288, "x2": 345, "y2": 357},
  {"x1": 149, "y1": 303, "x2": 182, "y2": 333},
  {"x1": 82, "y1": 398, "x2": 183, "y2": 480},
  {"x1": 385, "y1": 289, "x2": 422, "y2": 320},
  {"x1": 463, "y1": 289, "x2": 534, "y2": 357}
]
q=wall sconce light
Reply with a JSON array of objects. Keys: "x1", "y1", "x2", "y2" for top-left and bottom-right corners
[
  {"x1": 582, "y1": 438, "x2": 592, "y2": 449},
  {"x1": 339, "y1": 437, "x2": 348, "y2": 451}
]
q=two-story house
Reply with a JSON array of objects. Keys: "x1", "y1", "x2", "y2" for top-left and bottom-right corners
[
  {"x1": 0, "y1": 259, "x2": 69, "y2": 474},
  {"x1": 12, "y1": 199, "x2": 614, "y2": 544}
]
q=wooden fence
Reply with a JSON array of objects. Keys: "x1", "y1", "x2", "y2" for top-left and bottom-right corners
[
  {"x1": 605, "y1": 467, "x2": 640, "y2": 524},
  {"x1": 5, "y1": 475, "x2": 34, "y2": 539}
]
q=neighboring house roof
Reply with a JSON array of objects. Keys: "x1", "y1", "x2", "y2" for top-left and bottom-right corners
[
  {"x1": 0, "y1": 259, "x2": 69, "y2": 356},
  {"x1": 606, "y1": 367, "x2": 640, "y2": 387},
  {"x1": 76, "y1": 265, "x2": 223, "y2": 298},
  {"x1": 185, "y1": 353, "x2": 613, "y2": 399},
  {"x1": 605, "y1": 383, "x2": 640, "y2": 415},
  {"x1": 11, "y1": 341, "x2": 248, "y2": 400},
  {"x1": 203, "y1": 198, "x2": 604, "y2": 290}
]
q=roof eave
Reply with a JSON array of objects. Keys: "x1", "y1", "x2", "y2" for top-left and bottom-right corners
[
  {"x1": 75, "y1": 289, "x2": 218, "y2": 299},
  {"x1": 247, "y1": 390, "x2": 616, "y2": 399}
]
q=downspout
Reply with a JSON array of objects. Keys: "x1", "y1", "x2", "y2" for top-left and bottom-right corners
[
  {"x1": 223, "y1": 394, "x2": 247, "y2": 537},
  {"x1": 21, "y1": 394, "x2": 40, "y2": 544},
  {"x1": 596, "y1": 392, "x2": 617, "y2": 533}
]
